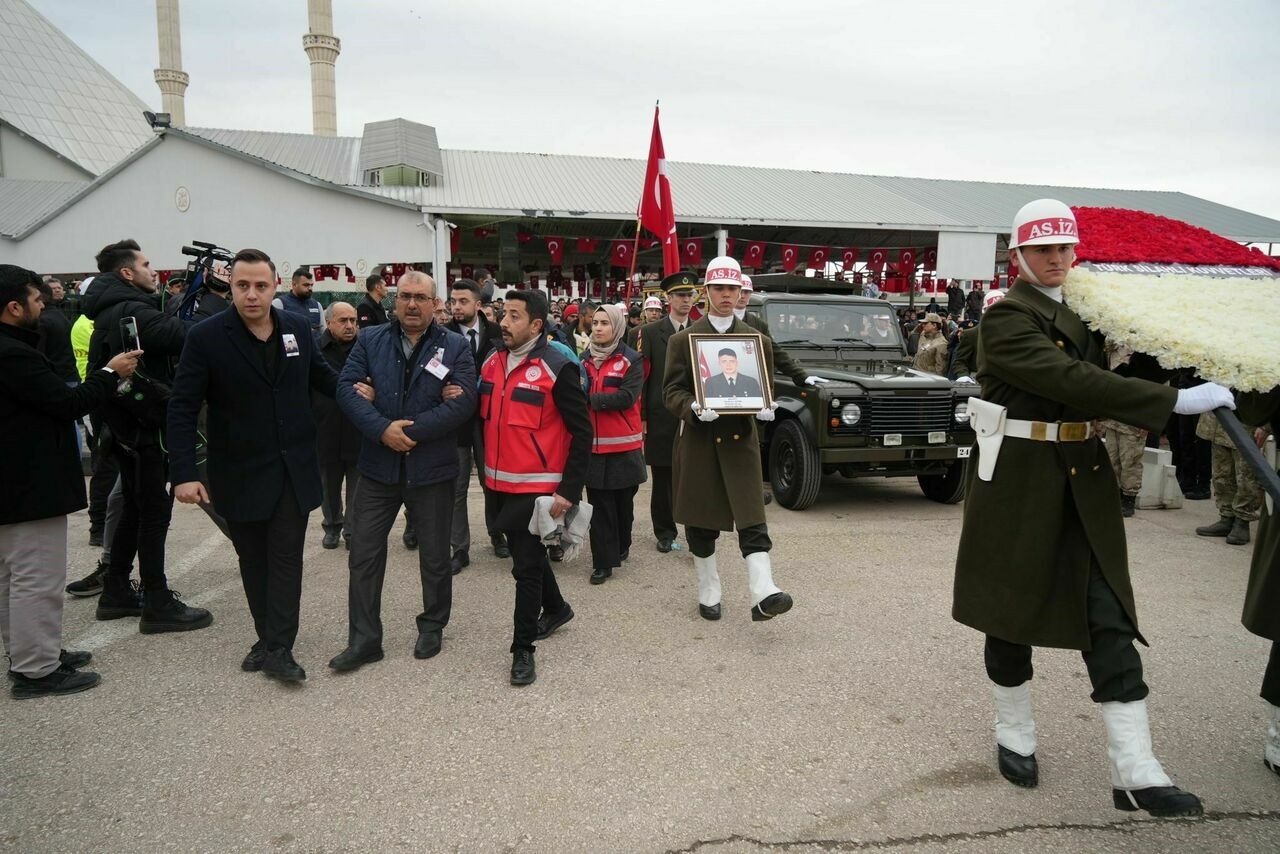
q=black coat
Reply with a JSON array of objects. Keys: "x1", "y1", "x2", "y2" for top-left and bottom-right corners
[
  {"x1": 356, "y1": 295, "x2": 388, "y2": 329},
  {"x1": 167, "y1": 308, "x2": 338, "y2": 523},
  {"x1": 0, "y1": 323, "x2": 116, "y2": 524},
  {"x1": 313, "y1": 330, "x2": 361, "y2": 464},
  {"x1": 625, "y1": 316, "x2": 688, "y2": 467},
  {"x1": 37, "y1": 309, "x2": 78, "y2": 383},
  {"x1": 445, "y1": 314, "x2": 502, "y2": 446}
]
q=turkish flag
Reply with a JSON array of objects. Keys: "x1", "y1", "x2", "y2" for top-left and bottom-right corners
[
  {"x1": 637, "y1": 105, "x2": 680, "y2": 275},
  {"x1": 545, "y1": 237, "x2": 565, "y2": 265},
  {"x1": 449, "y1": 228, "x2": 460, "y2": 255},
  {"x1": 744, "y1": 241, "x2": 767, "y2": 269},
  {"x1": 698, "y1": 347, "x2": 712, "y2": 382},
  {"x1": 474, "y1": 228, "x2": 493, "y2": 240},
  {"x1": 641, "y1": 238, "x2": 660, "y2": 249},
  {"x1": 923, "y1": 247, "x2": 937, "y2": 272},
  {"x1": 839, "y1": 247, "x2": 858, "y2": 271},
  {"x1": 780, "y1": 245, "x2": 800, "y2": 271},
  {"x1": 852, "y1": 271, "x2": 864, "y2": 286},
  {"x1": 548, "y1": 265, "x2": 563, "y2": 285},
  {"x1": 516, "y1": 230, "x2": 535, "y2": 244},
  {"x1": 609, "y1": 240, "x2": 632, "y2": 268},
  {"x1": 898, "y1": 248, "x2": 917, "y2": 273},
  {"x1": 576, "y1": 238, "x2": 599, "y2": 254},
  {"x1": 807, "y1": 246, "x2": 830, "y2": 271},
  {"x1": 921, "y1": 273, "x2": 935, "y2": 291},
  {"x1": 526, "y1": 275, "x2": 537, "y2": 288},
  {"x1": 572, "y1": 265, "x2": 585, "y2": 283},
  {"x1": 866, "y1": 248, "x2": 888, "y2": 273},
  {"x1": 461, "y1": 264, "x2": 474, "y2": 280},
  {"x1": 725, "y1": 238, "x2": 736, "y2": 258},
  {"x1": 681, "y1": 239, "x2": 703, "y2": 266}
]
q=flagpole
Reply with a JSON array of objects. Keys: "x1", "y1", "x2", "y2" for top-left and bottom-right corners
[{"x1": 625, "y1": 218, "x2": 642, "y2": 304}]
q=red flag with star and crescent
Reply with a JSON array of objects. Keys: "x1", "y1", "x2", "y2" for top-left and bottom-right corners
[
  {"x1": 807, "y1": 246, "x2": 830, "y2": 271},
  {"x1": 780, "y1": 245, "x2": 800, "y2": 271},
  {"x1": 839, "y1": 248, "x2": 858, "y2": 271},
  {"x1": 744, "y1": 241, "x2": 767, "y2": 269},
  {"x1": 637, "y1": 105, "x2": 680, "y2": 275},
  {"x1": 545, "y1": 237, "x2": 565, "y2": 266},
  {"x1": 682, "y1": 239, "x2": 703, "y2": 266},
  {"x1": 609, "y1": 240, "x2": 633, "y2": 268}
]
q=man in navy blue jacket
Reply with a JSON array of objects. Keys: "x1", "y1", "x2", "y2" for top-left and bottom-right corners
[
  {"x1": 168, "y1": 249, "x2": 338, "y2": 683},
  {"x1": 328, "y1": 271, "x2": 477, "y2": 672}
]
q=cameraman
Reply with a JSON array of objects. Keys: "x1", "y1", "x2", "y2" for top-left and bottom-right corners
[{"x1": 83, "y1": 240, "x2": 211, "y2": 634}]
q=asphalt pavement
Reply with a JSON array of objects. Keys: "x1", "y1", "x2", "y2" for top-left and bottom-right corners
[{"x1": 2, "y1": 474, "x2": 1278, "y2": 852}]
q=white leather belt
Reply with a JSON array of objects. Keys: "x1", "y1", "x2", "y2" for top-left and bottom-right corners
[{"x1": 1003, "y1": 418, "x2": 1091, "y2": 443}]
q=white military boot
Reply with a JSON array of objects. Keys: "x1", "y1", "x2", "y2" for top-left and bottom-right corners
[
  {"x1": 693, "y1": 554, "x2": 721, "y2": 621},
  {"x1": 1101, "y1": 700, "x2": 1202, "y2": 816},
  {"x1": 1265, "y1": 702, "x2": 1280, "y2": 777},
  {"x1": 746, "y1": 552, "x2": 792, "y2": 622},
  {"x1": 992, "y1": 683, "x2": 1038, "y2": 787}
]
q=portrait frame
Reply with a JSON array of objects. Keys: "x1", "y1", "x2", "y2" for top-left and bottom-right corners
[{"x1": 689, "y1": 333, "x2": 772, "y2": 415}]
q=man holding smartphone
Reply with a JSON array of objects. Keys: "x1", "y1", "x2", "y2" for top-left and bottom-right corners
[{"x1": 82, "y1": 239, "x2": 211, "y2": 634}]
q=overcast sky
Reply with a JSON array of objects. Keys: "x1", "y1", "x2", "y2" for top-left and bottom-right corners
[{"x1": 31, "y1": 0, "x2": 1280, "y2": 225}]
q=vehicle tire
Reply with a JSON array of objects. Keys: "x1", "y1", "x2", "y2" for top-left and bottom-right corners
[
  {"x1": 919, "y1": 460, "x2": 968, "y2": 504},
  {"x1": 769, "y1": 419, "x2": 822, "y2": 510}
]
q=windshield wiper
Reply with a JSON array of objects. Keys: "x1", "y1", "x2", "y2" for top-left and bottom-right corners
[
  {"x1": 774, "y1": 338, "x2": 826, "y2": 348},
  {"x1": 830, "y1": 336, "x2": 872, "y2": 345}
]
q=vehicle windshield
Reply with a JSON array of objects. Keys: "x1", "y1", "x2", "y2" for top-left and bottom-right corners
[{"x1": 755, "y1": 302, "x2": 903, "y2": 349}]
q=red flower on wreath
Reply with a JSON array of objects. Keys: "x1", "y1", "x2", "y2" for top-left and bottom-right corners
[{"x1": 1070, "y1": 207, "x2": 1280, "y2": 270}]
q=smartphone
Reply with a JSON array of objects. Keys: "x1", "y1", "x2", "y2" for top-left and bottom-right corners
[{"x1": 120, "y1": 316, "x2": 141, "y2": 352}]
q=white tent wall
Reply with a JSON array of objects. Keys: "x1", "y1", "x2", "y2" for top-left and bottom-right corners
[{"x1": 4, "y1": 131, "x2": 428, "y2": 275}]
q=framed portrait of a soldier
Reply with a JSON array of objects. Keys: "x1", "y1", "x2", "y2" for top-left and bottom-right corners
[{"x1": 689, "y1": 333, "x2": 772, "y2": 414}]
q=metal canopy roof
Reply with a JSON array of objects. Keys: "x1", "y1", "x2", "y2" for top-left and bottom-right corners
[
  {"x1": 0, "y1": 0, "x2": 154, "y2": 176},
  {"x1": 0, "y1": 177, "x2": 84, "y2": 237},
  {"x1": 357, "y1": 118, "x2": 442, "y2": 177},
  {"x1": 177, "y1": 126, "x2": 1280, "y2": 243}
]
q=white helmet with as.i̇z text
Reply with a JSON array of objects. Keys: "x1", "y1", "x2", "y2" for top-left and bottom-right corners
[{"x1": 1009, "y1": 198, "x2": 1080, "y2": 285}]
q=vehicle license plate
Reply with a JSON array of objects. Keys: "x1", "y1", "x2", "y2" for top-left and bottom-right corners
[
  {"x1": 884, "y1": 434, "x2": 902, "y2": 446},
  {"x1": 928, "y1": 431, "x2": 946, "y2": 444},
  {"x1": 957, "y1": 446, "x2": 972, "y2": 458}
]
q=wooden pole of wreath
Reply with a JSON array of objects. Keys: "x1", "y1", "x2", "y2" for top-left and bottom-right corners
[{"x1": 1214, "y1": 406, "x2": 1280, "y2": 504}]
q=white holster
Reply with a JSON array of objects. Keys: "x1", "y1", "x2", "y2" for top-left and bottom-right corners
[{"x1": 968, "y1": 397, "x2": 1008, "y2": 482}]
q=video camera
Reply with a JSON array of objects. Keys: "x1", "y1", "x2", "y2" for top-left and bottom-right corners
[{"x1": 172, "y1": 240, "x2": 235, "y2": 321}]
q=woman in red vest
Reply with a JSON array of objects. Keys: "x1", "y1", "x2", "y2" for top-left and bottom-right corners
[{"x1": 581, "y1": 304, "x2": 647, "y2": 584}]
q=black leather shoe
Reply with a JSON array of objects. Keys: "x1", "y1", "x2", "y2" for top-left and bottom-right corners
[
  {"x1": 1185, "y1": 488, "x2": 1211, "y2": 500},
  {"x1": 1120, "y1": 494, "x2": 1136, "y2": 518},
  {"x1": 451, "y1": 550, "x2": 470, "y2": 576},
  {"x1": 262, "y1": 649, "x2": 306, "y2": 682},
  {"x1": 589, "y1": 566, "x2": 611, "y2": 584},
  {"x1": 997, "y1": 745, "x2": 1039, "y2": 788},
  {"x1": 752, "y1": 592, "x2": 794, "y2": 622},
  {"x1": 140, "y1": 589, "x2": 213, "y2": 634},
  {"x1": 95, "y1": 578, "x2": 143, "y2": 620},
  {"x1": 328, "y1": 645, "x2": 384, "y2": 672},
  {"x1": 763, "y1": 492, "x2": 773, "y2": 506},
  {"x1": 242, "y1": 645, "x2": 267, "y2": 672},
  {"x1": 699, "y1": 603, "x2": 722, "y2": 621},
  {"x1": 656, "y1": 539, "x2": 673, "y2": 553},
  {"x1": 491, "y1": 533, "x2": 510, "y2": 559},
  {"x1": 619, "y1": 549, "x2": 629, "y2": 562},
  {"x1": 548, "y1": 544, "x2": 564, "y2": 562},
  {"x1": 59, "y1": 649, "x2": 92, "y2": 669},
  {"x1": 536, "y1": 604, "x2": 574, "y2": 640},
  {"x1": 1112, "y1": 785, "x2": 1203, "y2": 817},
  {"x1": 510, "y1": 650, "x2": 536, "y2": 686},
  {"x1": 322, "y1": 529, "x2": 340, "y2": 549},
  {"x1": 414, "y1": 631, "x2": 442, "y2": 660},
  {"x1": 403, "y1": 529, "x2": 418, "y2": 550},
  {"x1": 66, "y1": 561, "x2": 108, "y2": 597},
  {"x1": 11, "y1": 666, "x2": 101, "y2": 699},
  {"x1": 88, "y1": 528, "x2": 103, "y2": 547}
]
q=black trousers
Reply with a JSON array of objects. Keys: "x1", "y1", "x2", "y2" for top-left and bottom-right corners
[
  {"x1": 1263, "y1": 641, "x2": 1280, "y2": 706},
  {"x1": 1169, "y1": 414, "x2": 1212, "y2": 491},
  {"x1": 345, "y1": 477, "x2": 452, "y2": 650},
  {"x1": 686, "y1": 523, "x2": 772, "y2": 559},
  {"x1": 320, "y1": 459, "x2": 360, "y2": 536},
  {"x1": 451, "y1": 426, "x2": 499, "y2": 553},
  {"x1": 586, "y1": 484, "x2": 637, "y2": 571},
  {"x1": 87, "y1": 420, "x2": 118, "y2": 535},
  {"x1": 107, "y1": 443, "x2": 172, "y2": 591},
  {"x1": 496, "y1": 493, "x2": 566, "y2": 653},
  {"x1": 985, "y1": 565, "x2": 1148, "y2": 703},
  {"x1": 225, "y1": 482, "x2": 308, "y2": 651},
  {"x1": 649, "y1": 465, "x2": 677, "y2": 542}
]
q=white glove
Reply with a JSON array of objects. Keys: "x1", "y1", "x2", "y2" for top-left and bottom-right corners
[
  {"x1": 1174, "y1": 382, "x2": 1236, "y2": 415},
  {"x1": 955, "y1": 375, "x2": 977, "y2": 385},
  {"x1": 691, "y1": 401, "x2": 720, "y2": 423},
  {"x1": 804, "y1": 375, "x2": 830, "y2": 386},
  {"x1": 755, "y1": 402, "x2": 778, "y2": 422}
]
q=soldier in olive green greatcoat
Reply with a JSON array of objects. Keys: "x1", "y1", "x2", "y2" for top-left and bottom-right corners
[
  {"x1": 1236, "y1": 387, "x2": 1280, "y2": 778},
  {"x1": 953, "y1": 199, "x2": 1236, "y2": 817},
  {"x1": 663, "y1": 257, "x2": 792, "y2": 623}
]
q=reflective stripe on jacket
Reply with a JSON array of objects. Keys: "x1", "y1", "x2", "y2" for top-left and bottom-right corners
[
  {"x1": 480, "y1": 344, "x2": 573, "y2": 493},
  {"x1": 580, "y1": 347, "x2": 644, "y2": 454}
]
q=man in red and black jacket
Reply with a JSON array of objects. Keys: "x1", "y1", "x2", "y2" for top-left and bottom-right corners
[{"x1": 479, "y1": 289, "x2": 591, "y2": 687}]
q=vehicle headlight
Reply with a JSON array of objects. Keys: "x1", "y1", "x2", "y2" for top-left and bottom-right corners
[
  {"x1": 954, "y1": 401, "x2": 969, "y2": 424},
  {"x1": 840, "y1": 403, "x2": 862, "y2": 426}
]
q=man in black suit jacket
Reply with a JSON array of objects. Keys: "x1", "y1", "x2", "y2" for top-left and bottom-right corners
[
  {"x1": 703, "y1": 347, "x2": 763, "y2": 399},
  {"x1": 168, "y1": 249, "x2": 338, "y2": 683},
  {"x1": 444, "y1": 278, "x2": 506, "y2": 568},
  {"x1": 623, "y1": 272, "x2": 698, "y2": 552}
]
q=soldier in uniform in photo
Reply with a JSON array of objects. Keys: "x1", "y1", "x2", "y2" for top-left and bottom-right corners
[
  {"x1": 953, "y1": 200, "x2": 1235, "y2": 817},
  {"x1": 625, "y1": 272, "x2": 698, "y2": 553},
  {"x1": 663, "y1": 256, "x2": 792, "y2": 623},
  {"x1": 702, "y1": 345, "x2": 762, "y2": 400}
]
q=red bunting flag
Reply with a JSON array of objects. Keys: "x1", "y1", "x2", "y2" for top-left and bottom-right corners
[
  {"x1": 866, "y1": 248, "x2": 888, "y2": 272},
  {"x1": 575, "y1": 238, "x2": 599, "y2": 254},
  {"x1": 807, "y1": 246, "x2": 830, "y2": 271},
  {"x1": 681, "y1": 239, "x2": 703, "y2": 266},
  {"x1": 460, "y1": 264, "x2": 474, "y2": 280},
  {"x1": 898, "y1": 248, "x2": 917, "y2": 272},
  {"x1": 725, "y1": 238, "x2": 736, "y2": 258},
  {"x1": 744, "y1": 241, "x2": 767, "y2": 269},
  {"x1": 923, "y1": 247, "x2": 937, "y2": 272},
  {"x1": 449, "y1": 228, "x2": 460, "y2": 255},
  {"x1": 516, "y1": 230, "x2": 535, "y2": 244},
  {"x1": 839, "y1": 248, "x2": 858, "y2": 271},
  {"x1": 572, "y1": 265, "x2": 586, "y2": 283},
  {"x1": 641, "y1": 238, "x2": 660, "y2": 249},
  {"x1": 609, "y1": 240, "x2": 633, "y2": 267},
  {"x1": 545, "y1": 237, "x2": 565, "y2": 265},
  {"x1": 780, "y1": 245, "x2": 800, "y2": 271},
  {"x1": 474, "y1": 228, "x2": 493, "y2": 240},
  {"x1": 637, "y1": 105, "x2": 681, "y2": 275}
]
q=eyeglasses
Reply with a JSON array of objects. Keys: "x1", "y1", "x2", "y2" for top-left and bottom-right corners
[{"x1": 396, "y1": 293, "x2": 434, "y2": 304}]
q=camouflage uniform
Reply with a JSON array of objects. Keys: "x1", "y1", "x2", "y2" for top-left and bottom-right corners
[
  {"x1": 912, "y1": 330, "x2": 949, "y2": 375},
  {"x1": 1100, "y1": 420, "x2": 1146, "y2": 497},
  {"x1": 1197, "y1": 412, "x2": 1263, "y2": 522}
]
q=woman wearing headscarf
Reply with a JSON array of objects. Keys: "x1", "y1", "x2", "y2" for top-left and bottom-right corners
[{"x1": 580, "y1": 305, "x2": 647, "y2": 584}]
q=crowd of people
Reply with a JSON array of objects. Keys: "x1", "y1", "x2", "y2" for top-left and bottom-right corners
[{"x1": 1, "y1": 200, "x2": 1276, "y2": 819}]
